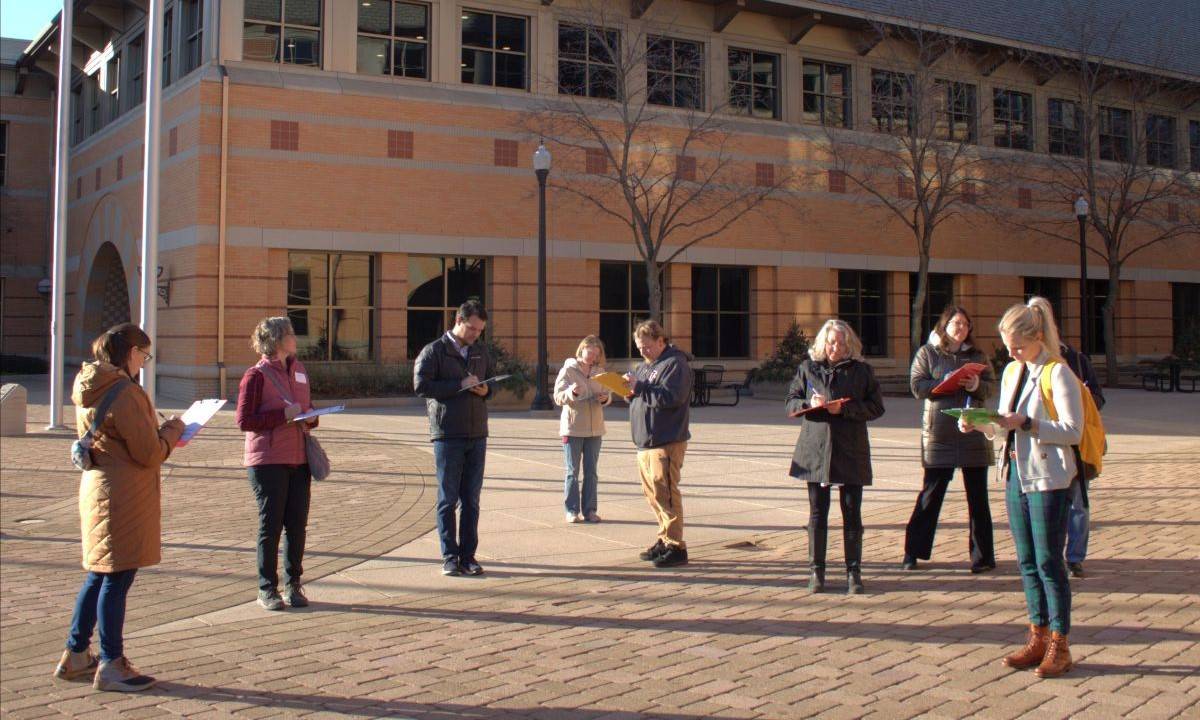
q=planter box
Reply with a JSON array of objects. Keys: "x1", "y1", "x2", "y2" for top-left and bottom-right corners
[
  {"x1": 489, "y1": 386, "x2": 534, "y2": 410},
  {"x1": 750, "y1": 380, "x2": 791, "y2": 401}
]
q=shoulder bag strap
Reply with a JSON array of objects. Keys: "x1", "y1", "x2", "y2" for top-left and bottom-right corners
[
  {"x1": 258, "y1": 363, "x2": 295, "y2": 406},
  {"x1": 83, "y1": 382, "x2": 128, "y2": 443}
]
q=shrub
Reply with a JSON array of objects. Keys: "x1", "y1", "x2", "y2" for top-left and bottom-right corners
[
  {"x1": 305, "y1": 362, "x2": 413, "y2": 399},
  {"x1": 989, "y1": 344, "x2": 1011, "y2": 377},
  {"x1": 753, "y1": 322, "x2": 810, "y2": 383},
  {"x1": 478, "y1": 337, "x2": 535, "y2": 398},
  {"x1": 1174, "y1": 319, "x2": 1200, "y2": 366}
]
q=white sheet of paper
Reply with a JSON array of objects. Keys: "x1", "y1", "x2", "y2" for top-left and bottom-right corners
[
  {"x1": 177, "y1": 399, "x2": 227, "y2": 446},
  {"x1": 292, "y1": 405, "x2": 345, "y2": 422},
  {"x1": 459, "y1": 374, "x2": 511, "y2": 392}
]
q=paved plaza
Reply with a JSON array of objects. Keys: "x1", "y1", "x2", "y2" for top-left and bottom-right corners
[{"x1": 1, "y1": 379, "x2": 1198, "y2": 719}]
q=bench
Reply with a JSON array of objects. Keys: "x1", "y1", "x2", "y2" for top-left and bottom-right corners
[{"x1": 692, "y1": 365, "x2": 752, "y2": 407}]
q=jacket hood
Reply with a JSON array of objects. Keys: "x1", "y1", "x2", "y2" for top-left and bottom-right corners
[
  {"x1": 72, "y1": 361, "x2": 131, "y2": 408},
  {"x1": 562, "y1": 357, "x2": 582, "y2": 372},
  {"x1": 928, "y1": 331, "x2": 972, "y2": 352}
]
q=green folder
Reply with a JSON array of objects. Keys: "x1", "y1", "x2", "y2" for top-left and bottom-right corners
[{"x1": 941, "y1": 408, "x2": 1001, "y2": 424}]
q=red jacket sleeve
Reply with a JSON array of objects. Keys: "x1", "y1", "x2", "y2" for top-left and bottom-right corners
[{"x1": 235, "y1": 369, "x2": 287, "y2": 433}]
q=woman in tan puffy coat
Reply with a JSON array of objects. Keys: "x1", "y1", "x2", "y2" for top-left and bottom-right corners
[
  {"x1": 553, "y1": 336, "x2": 612, "y2": 523},
  {"x1": 53, "y1": 323, "x2": 184, "y2": 692}
]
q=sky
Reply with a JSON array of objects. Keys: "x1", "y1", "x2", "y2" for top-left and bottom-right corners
[{"x1": 1, "y1": 0, "x2": 61, "y2": 43}]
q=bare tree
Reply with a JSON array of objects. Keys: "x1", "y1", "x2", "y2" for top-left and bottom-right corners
[
  {"x1": 521, "y1": 1, "x2": 796, "y2": 324},
  {"x1": 997, "y1": 1, "x2": 1200, "y2": 384},
  {"x1": 821, "y1": 19, "x2": 1003, "y2": 358}
]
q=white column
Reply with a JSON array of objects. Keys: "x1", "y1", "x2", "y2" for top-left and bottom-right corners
[
  {"x1": 47, "y1": 0, "x2": 74, "y2": 430},
  {"x1": 140, "y1": 0, "x2": 167, "y2": 404}
]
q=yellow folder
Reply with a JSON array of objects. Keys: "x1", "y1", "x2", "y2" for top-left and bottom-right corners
[{"x1": 592, "y1": 371, "x2": 633, "y2": 396}]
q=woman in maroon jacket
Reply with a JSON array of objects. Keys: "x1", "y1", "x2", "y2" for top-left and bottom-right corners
[{"x1": 236, "y1": 317, "x2": 317, "y2": 611}]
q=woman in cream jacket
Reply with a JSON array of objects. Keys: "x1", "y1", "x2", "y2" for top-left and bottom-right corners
[
  {"x1": 962, "y1": 296, "x2": 1083, "y2": 679},
  {"x1": 553, "y1": 336, "x2": 612, "y2": 523}
]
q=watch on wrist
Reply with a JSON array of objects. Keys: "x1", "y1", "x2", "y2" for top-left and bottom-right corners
[{"x1": 1020, "y1": 416, "x2": 1033, "y2": 432}]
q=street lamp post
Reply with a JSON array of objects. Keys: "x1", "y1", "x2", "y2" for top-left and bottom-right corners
[
  {"x1": 1075, "y1": 196, "x2": 1089, "y2": 356},
  {"x1": 531, "y1": 143, "x2": 553, "y2": 410}
]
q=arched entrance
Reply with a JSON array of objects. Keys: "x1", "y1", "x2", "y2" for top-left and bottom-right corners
[{"x1": 83, "y1": 242, "x2": 131, "y2": 341}]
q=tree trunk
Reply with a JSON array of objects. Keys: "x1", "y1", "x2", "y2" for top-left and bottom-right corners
[
  {"x1": 1103, "y1": 262, "x2": 1120, "y2": 387},
  {"x1": 646, "y1": 259, "x2": 663, "y2": 326},
  {"x1": 910, "y1": 252, "x2": 930, "y2": 359}
]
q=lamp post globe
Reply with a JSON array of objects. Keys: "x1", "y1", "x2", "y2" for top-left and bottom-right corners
[{"x1": 531, "y1": 143, "x2": 554, "y2": 410}]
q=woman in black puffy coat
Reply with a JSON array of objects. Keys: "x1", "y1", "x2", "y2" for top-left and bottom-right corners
[{"x1": 903, "y1": 306, "x2": 997, "y2": 573}]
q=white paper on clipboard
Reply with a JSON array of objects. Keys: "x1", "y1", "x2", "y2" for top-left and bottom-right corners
[
  {"x1": 292, "y1": 405, "x2": 345, "y2": 422},
  {"x1": 177, "y1": 399, "x2": 227, "y2": 446}
]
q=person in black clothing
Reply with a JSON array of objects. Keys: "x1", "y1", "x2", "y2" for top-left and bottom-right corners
[
  {"x1": 786, "y1": 319, "x2": 885, "y2": 594},
  {"x1": 903, "y1": 306, "x2": 998, "y2": 574},
  {"x1": 1059, "y1": 341, "x2": 1105, "y2": 578},
  {"x1": 414, "y1": 301, "x2": 494, "y2": 577}
]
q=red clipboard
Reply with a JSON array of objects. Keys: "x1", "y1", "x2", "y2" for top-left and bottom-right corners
[
  {"x1": 931, "y1": 363, "x2": 987, "y2": 396},
  {"x1": 789, "y1": 398, "x2": 849, "y2": 417}
]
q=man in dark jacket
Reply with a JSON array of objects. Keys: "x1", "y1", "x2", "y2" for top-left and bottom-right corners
[
  {"x1": 414, "y1": 301, "x2": 494, "y2": 577},
  {"x1": 622, "y1": 320, "x2": 692, "y2": 568},
  {"x1": 1060, "y1": 342, "x2": 1105, "y2": 578}
]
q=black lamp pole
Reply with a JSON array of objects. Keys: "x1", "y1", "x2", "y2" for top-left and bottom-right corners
[
  {"x1": 1075, "y1": 196, "x2": 1089, "y2": 356},
  {"x1": 531, "y1": 143, "x2": 553, "y2": 410}
]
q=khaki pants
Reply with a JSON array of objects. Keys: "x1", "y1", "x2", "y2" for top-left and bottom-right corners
[{"x1": 637, "y1": 441, "x2": 687, "y2": 549}]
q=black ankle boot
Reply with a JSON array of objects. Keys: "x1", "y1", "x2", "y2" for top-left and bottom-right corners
[
  {"x1": 807, "y1": 568, "x2": 825, "y2": 593},
  {"x1": 847, "y1": 568, "x2": 864, "y2": 594}
]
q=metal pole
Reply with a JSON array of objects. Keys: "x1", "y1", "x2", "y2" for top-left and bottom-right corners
[
  {"x1": 46, "y1": 0, "x2": 74, "y2": 430},
  {"x1": 139, "y1": 0, "x2": 166, "y2": 404},
  {"x1": 531, "y1": 168, "x2": 552, "y2": 410},
  {"x1": 1078, "y1": 214, "x2": 1088, "y2": 356}
]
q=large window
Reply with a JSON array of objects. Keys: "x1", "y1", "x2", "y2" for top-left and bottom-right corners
[
  {"x1": 1173, "y1": 283, "x2": 1200, "y2": 354},
  {"x1": 1048, "y1": 98, "x2": 1083, "y2": 157},
  {"x1": 871, "y1": 70, "x2": 914, "y2": 135},
  {"x1": 125, "y1": 34, "x2": 144, "y2": 112},
  {"x1": 558, "y1": 23, "x2": 618, "y2": 99},
  {"x1": 358, "y1": 1, "x2": 428, "y2": 78},
  {"x1": 287, "y1": 253, "x2": 375, "y2": 361},
  {"x1": 407, "y1": 256, "x2": 486, "y2": 359},
  {"x1": 106, "y1": 52, "x2": 120, "y2": 124},
  {"x1": 692, "y1": 266, "x2": 750, "y2": 358},
  {"x1": 1146, "y1": 114, "x2": 1177, "y2": 168},
  {"x1": 1024, "y1": 277, "x2": 1064, "y2": 328},
  {"x1": 600, "y1": 262, "x2": 650, "y2": 359},
  {"x1": 993, "y1": 88, "x2": 1033, "y2": 150},
  {"x1": 1085, "y1": 279, "x2": 1108, "y2": 355},
  {"x1": 647, "y1": 36, "x2": 704, "y2": 109},
  {"x1": 1099, "y1": 106, "x2": 1131, "y2": 162},
  {"x1": 462, "y1": 10, "x2": 528, "y2": 89},
  {"x1": 909, "y1": 272, "x2": 954, "y2": 341},
  {"x1": 1190, "y1": 120, "x2": 1199, "y2": 173},
  {"x1": 728, "y1": 49, "x2": 779, "y2": 120},
  {"x1": 163, "y1": 6, "x2": 174, "y2": 85},
  {"x1": 803, "y1": 60, "x2": 850, "y2": 127},
  {"x1": 181, "y1": 0, "x2": 204, "y2": 75},
  {"x1": 838, "y1": 271, "x2": 887, "y2": 357},
  {"x1": 936, "y1": 80, "x2": 976, "y2": 143},
  {"x1": 244, "y1": 0, "x2": 322, "y2": 67},
  {"x1": 0, "y1": 121, "x2": 7, "y2": 186}
]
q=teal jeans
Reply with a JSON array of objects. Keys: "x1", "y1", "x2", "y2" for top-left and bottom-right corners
[{"x1": 1006, "y1": 462, "x2": 1072, "y2": 633}]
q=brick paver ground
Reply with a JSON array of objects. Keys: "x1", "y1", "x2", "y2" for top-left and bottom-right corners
[{"x1": 1, "y1": 386, "x2": 1197, "y2": 719}]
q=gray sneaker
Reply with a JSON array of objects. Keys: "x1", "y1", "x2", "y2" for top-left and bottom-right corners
[
  {"x1": 282, "y1": 584, "x2": 308, "y2": 608},
  {"x1": 257, "y1": 589, "x2": 285, "y2": 611}
]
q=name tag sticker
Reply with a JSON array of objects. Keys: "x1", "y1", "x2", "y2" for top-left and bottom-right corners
[{"x1": 294, "y1": 372, "x2": 308, "y2": 384}]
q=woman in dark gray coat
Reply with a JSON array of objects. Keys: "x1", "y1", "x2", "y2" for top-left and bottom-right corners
[
  {"x1": 903, "y1": 306, "x2": 997, "y2": 573},
  {"x1": 787, "y1": 319, "x2": 885, "y2": 595}
]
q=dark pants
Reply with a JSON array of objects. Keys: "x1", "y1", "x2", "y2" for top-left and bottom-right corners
[
  {"x1": 1006, "y1": 463, "x2": 1072, "y2": 634},
  {"x1": 248, "y1": 464, "x2": 312, "y2": 592},
  {"x1": 807, "y1": 483, "x2": 864, "y2": 571},
  {"x1": 434, "y1": 437, "x2": 487, "y2": 562},
  {"x1": 66, "y1": 569, "x2": 137, "y2": 662},
  {"x1": 904, "y1": 466, "x2": 995, "y2": 565}
]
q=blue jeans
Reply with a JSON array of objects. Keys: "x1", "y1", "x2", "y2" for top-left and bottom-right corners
[
  {"x1": 434, "y1": 437, "x2": 487, "y2": 562},
  {"x1": 563, "y1": 436, "x2": 602, "y2": 516},
  {"x1": 66, "y1": 569, "x2": 138, "y2": 662},
  {"x1": 1066, "y1": 478, "x2": 1089, "y2": 564}
]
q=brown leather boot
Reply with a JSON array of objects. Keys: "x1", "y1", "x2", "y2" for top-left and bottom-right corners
[
  {"x1": 1034, "y1": 632, "x2": 1074, "y2": 678},
  {"x1": 1002, "y1": 624, "x2": 1049, "y2": 669}
]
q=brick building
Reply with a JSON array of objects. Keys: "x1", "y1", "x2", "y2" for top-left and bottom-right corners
[{"x1": 8, "y1": 0, "x2": 1200, "y2": 399}]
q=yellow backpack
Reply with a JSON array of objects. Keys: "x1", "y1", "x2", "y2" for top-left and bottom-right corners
[{"x1": 1004, "y1": 360, "x2": 1106, "y2": 480}]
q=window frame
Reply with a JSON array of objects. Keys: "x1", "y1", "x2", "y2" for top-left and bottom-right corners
[
  {"x1": 599, "y1": 261, "x2": 651, "y2": 359},
  {"x1": 357, "y1": 1, "x2": 431, "y2": 80},
  {"x1": 163, "y1": 5, "x2": 175, "y2": 85},
  {"x1": 124, "y1": 33, "x2": 145, "y2": 113},
  {"x1": 460, "y1": 8, "x2": 530, "y2": 90},
  {"x1": 405, "y1": 255, "x2": 489, "y2": 360},
  {"x1": 838, "y1": 270, "x2": 888, "y2": 357},
  {"x1": 286, "y1": 251, "x2": 378, "y2": 362},
  {"x1": 908, "y1": 272, "x2": 955, "y2": 341},
  {"x1": 727, "y1": 47, "x2": 780, "y2": 120},
  {"x1": 1145, "y1": 113, "x2": 1177, "y2": 169},
  {"x1": 180, "y1": 0, "x2": 204, "y2": 76},
  {"x1": 935, "y1": 79, "x2": 977, "y2": 143},
  {"x1": 1189, "y1": 120, "x2": 1200, "y2": 173},
  {"x1": 802, "y1": 58, "x2": 851, "y2": 128},
  {"x1": 691, "y1": 265, "x2": 751, "y2": 359},
  {"x1": 0, "y1": 121, "x2": 7, "y2": 186},
  {"x1": 243, "y1": 0, "x2": 324, "y2": 68},
  {"x1": 646, "y1": 35, "x2": 705, "y2": 110},
  {"x1": 870, "y1": 69, "x2": 915, "y2": 135},
  {"x1": 992, "y1": 87, "x2": 1034, "y2": 151},
  {"x1": 557, "y1": 22, "x2": 620, "y2": 99},
  {"x1": 1098, "y1": 106, "x2": 1132, "y2": 163},
  {"x1": 1024, "y1": 277, "x2": 1064, "y2": 327},
  {"x1": 1047, "y1": 97, "x2": 1083, "y2": 157}
]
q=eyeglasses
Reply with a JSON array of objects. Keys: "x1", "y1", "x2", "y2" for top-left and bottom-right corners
[{"x1": 137, "y1": 348, "x2": 154, "y2": 362}]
